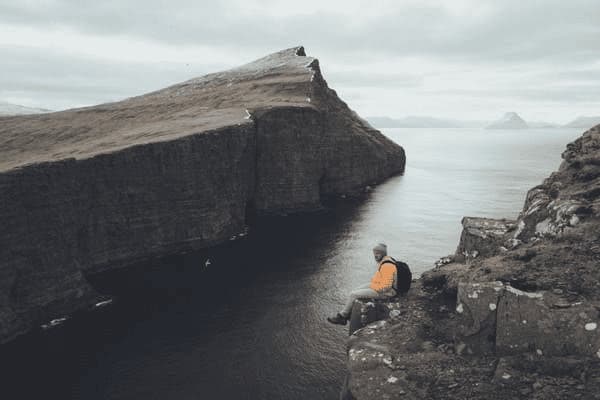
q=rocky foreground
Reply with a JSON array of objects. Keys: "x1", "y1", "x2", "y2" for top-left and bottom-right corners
[
  {"x1": 344, "y1": 125, "x2": 600, "y2": 399},
  {"x1": 0, "y1": 47, "x2": 405, "y2": 344}
]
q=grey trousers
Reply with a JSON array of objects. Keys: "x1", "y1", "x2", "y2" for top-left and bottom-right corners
[{"x1": 340, "y1": 283, "x2": 388, "y2": 317}]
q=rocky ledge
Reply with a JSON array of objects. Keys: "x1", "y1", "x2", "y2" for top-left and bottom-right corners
[
  {"x1": 0, "y1": 47, "x2": 405, "y2": 344},
  {"x1": 344, "y1": 125, "x2": 600, "y2": 399}
]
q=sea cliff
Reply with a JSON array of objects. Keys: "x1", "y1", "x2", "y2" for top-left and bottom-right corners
[
  {"x1": 0, "y1": 47, "x2": 405, "y2": 344},
  {"x1": 344, "y1": 124, "x2": 600, "y2": 399}
]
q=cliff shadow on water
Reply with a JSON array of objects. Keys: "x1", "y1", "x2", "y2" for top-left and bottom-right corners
[{"x1": 0, "y1": 199, "x2": 367, "y2": 400}]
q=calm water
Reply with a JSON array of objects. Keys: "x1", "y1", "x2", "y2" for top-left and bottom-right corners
[{"x1": 1, "y1": 128, "x2": 581, "y2": 399}]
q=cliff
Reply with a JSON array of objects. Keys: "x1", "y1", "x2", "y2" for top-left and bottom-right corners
[
  {"x1": 0, "y1": 46, "x2": 405, "y2": 344},
  {"x1": 344, "y1": 124, "x2": 600, "y2": 399}
]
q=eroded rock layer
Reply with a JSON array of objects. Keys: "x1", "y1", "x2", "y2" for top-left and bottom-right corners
[
  {"x1": 345, "y1": 125, "x2": 600, "y2": 399},
  {"x1": 0, "y1": 47, "x2": 406, "y2": 343}
]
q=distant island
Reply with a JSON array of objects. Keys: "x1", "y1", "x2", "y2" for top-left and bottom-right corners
[
  {"x1": 0, "y1": 101, "x2": 51, "y2": 116},
  {"x1": 367, "y1": 115, "x2": 487, "y2": 129},
  {"x1": 368, "y1": 112, "x2": 600, "y2": 130},
  {"x1": 563, "y1": 116, "x2": 600, "y2": 129},
  {"x1": 485, "y1": 111, "x2": 528, "y2": 129}
]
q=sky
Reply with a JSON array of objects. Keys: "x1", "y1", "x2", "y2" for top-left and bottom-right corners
[{"x1": 0, "y1": 0, "x2": 598, "y2": 124}]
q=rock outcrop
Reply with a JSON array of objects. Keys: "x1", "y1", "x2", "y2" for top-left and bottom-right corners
[
  {"x1": 348, "y1": 298, "x2": 404, "y2": 336},
  {"x1": 344, "y1": 124, "x2": 600, "y2": 399},
  {"x1": 0, "y1": 47, "x2": 405, "y2": 344}
]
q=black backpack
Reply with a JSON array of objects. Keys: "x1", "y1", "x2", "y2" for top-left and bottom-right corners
[{"x1": 380, "y1": 257, "x2": 412, "y2": 295}]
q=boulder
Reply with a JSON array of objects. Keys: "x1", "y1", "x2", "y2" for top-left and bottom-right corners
[
  {"x1": 348, "y1": 298, "x2": 394, "y2": 335},
  {"x1": 496, "y1": 286, "x2": 600, "y2": 357},
  {"x1": 455, "y1": 281, "x2": 504, "y2": 354},
  {"x1": 454, "y1": 281, "x2": 600, "y2": 358},
  {"x1": 455, "y1": 217, "x2": 516, "y2": 259}
]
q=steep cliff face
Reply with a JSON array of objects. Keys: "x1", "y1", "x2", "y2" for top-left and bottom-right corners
[
  {"x1": 0, "y1": 47, "x2": 405, "y2": 344},
  {"x1": 345, "y1": 125, "x2": 600, "y2": 399}
]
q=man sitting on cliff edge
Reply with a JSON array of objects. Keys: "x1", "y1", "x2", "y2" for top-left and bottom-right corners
[{"x1": 327, "y1": 243, "x2": 398, "y2": 325}]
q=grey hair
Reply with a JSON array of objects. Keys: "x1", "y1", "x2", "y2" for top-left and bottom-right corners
[{"x1": 373, "y1": 243, "x2": 387, "y2": 254}]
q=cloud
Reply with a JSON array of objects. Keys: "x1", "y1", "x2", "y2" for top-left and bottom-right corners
[
  {"x1": 0, "y1": 45, "x2": 228, "y2": 109},
  {"x1": 0, "y1": 0, "x2": 598, "y2": 122},
  {"x1": 2, "y1": 0, "x2": 598, "y2": 62},
  {"x1": 326, "y1": 70, "x2": 424, "y2": 89}
]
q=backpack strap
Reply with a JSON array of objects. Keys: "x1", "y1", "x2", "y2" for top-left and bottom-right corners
[{"x1": 378, "y1": 257, "x2": 396, "y2": 270}]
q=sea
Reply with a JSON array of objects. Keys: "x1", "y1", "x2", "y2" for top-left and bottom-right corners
[{"x1": 0, "y1": 127, "x2": 582, "y2": 399}]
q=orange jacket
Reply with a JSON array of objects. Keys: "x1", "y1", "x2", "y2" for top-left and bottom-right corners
[{"x1": 369, "y1": 256, "x2": 396, "y2": 293}]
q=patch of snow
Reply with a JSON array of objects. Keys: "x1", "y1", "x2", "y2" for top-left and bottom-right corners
[
  {"x1": 94, "y1": 299, "x2": 113, "y2": 308},
  {"x1": 371, "y1": 320, "x2": 387, "y2": 329},
  {"x1": 387, "y1": 376, "x2": 398, "y2": 384},
  {"x1": 535, "y1": 218, "x2": 552, "y2": 235},
  {"x1": 506, "y1": 238, "x2": 523, "y2": 249},
  {"x1": 506, "y1": 285, "x2": 543, "y2": 299},
  {"x1": 41, "y1": 317, "x2": 68, "y2": 330},
  {"x1": 570, "y1": 215, "x2": 580, "y2": 226},
  {"x1": 585, "y1": 322, "x2": 597, "y2": 331},
  {"x1": 526, "y1": 206, "x2": 541, "y2": 216},
  {"x1": 513, "y1": 220, "x2": 526, "y2": 238},
  {"x1": 489, "y1": 303, "x2": 497, "y2": 311}
]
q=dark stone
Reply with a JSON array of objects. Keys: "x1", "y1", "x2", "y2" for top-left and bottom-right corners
[
  {"x1": 348, "y1": 298, "x2": 393, "y2": 335},
  {"x1": 455, "y1": 217, "x2": 517, "y2": 259},
  {"x1": 455, "y1": 281, "x2": 504, "y2": 354}
]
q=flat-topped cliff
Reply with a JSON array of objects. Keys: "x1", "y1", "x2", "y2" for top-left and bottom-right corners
[
  {"x1": 344, "y1": 124, "x2": 600, "y2": 399},
  {"x1": 0, "y1": 46, "x2": 405, "y2": 343}
]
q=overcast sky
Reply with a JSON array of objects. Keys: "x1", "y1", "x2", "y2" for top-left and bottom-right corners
[{"x1": 1, "y1": 0, "x2": 598, "y2": 123}]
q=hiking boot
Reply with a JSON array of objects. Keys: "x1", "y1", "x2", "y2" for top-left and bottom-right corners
[{"x1": 327, "y1": 313, "x2": 348, "y2": 325}]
